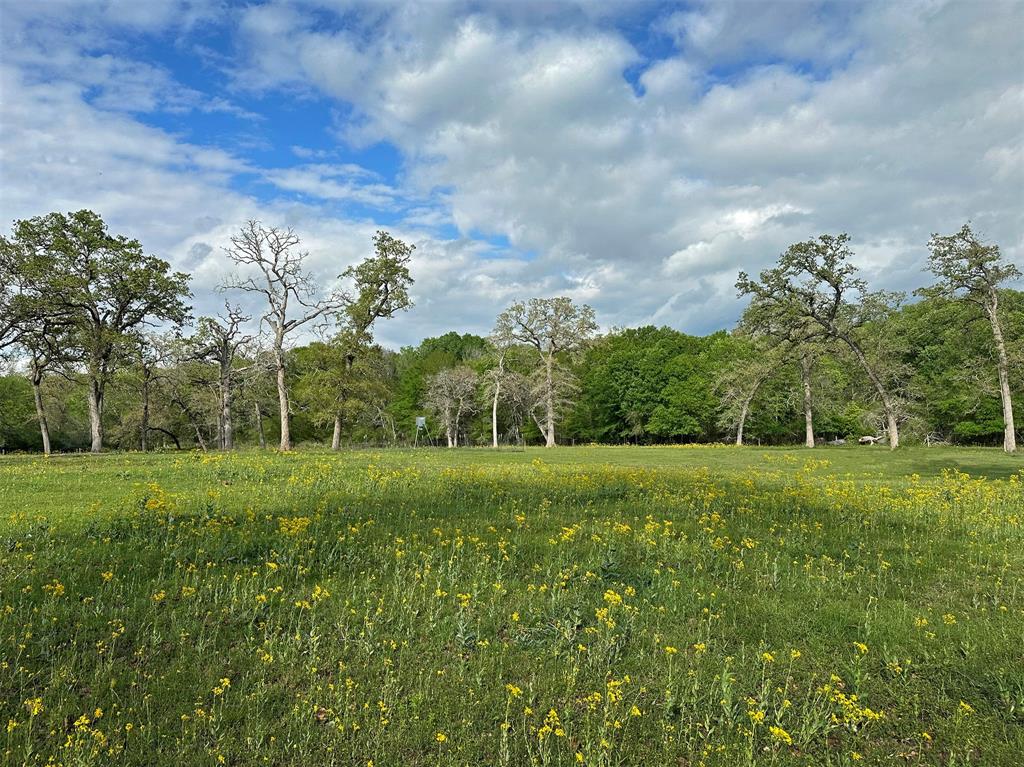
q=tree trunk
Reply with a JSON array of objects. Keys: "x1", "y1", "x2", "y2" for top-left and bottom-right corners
[
  {"x1": 735, "y1": 398, "x2": 749, "y2": 446},
  {"x1": 140, "y1": 374, "x2": 150, "y2": 452},
  {"x1": 801, "y1": 354, "x2": 815, "y2": 448},
  {"x1": 735, "y1": 373, "x2": 769, "y2": 446},
  {"x1": 544, "y1": 354, "x2": 556, "y2": 447},
  {"x1": 275, "y1": 349, "x2": 291, "y2": 451},
  {"x1": 254, "y1": 402, "x2": 266, "y2": 449},
  {"x1": 332, "y1": 414, "x2": 342, "y2": 450},
  {"x1": 492, "y1": 378, "x2": 501, "y2": 448},
  {"x1": 221, "y1": 363, "x2": 233, "y2": 450},
  {"x1": 454, "y1": 403, "x2": 464, "y2": 448},
  {"x1": 174, "y1": 395, "x2": 208, "y2": 452},
  {"x1": 31, "y1": 369, "x2": 51, "y2": 456},
  {"x1": 491, "y1": 351, "x2": 505, "y2": 448},
  {"x1": 987, "y1": 293, "x2": 1017, "y2": 453},
  {"x1": 87, "y1": 376, "x2": 104, "y2": 453},
  {"x1": 845, "y1": 338, "x2": 899, "y2": 450},
  {"x1": 193, "y1": 422, "x2": 208, "y2": 452}
]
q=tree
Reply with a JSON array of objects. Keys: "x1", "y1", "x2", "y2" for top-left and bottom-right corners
[
  {"x1": 125, "y1": 331, "x2": 186, "y2": 452},
  {"x1": 734, "y1": 268, "x2": 834, "y2": 448},
  {"x1": 0, "y1": 245, "x2": 27, "y2": 353},
  {"x1": 493, "y1": 369, "x2": 533, "y2": 444},
  {"x1": 222, "y1": 223, "x2": 414, "y2": 451},
  {"x1": 567, "y1": 326, "x2": 723, "y2": 444},
  {"x1": 222, "y1": 221, "x2": 347, "y2": 451},
  {"x1": 2, "y1": 230, "x2": 64, "y2": 451},
  {"x1": 425, "y1": 366, "x2": 479, "y2": 447},
  {"x1": 191, "y1": 305, "x2": 254, "y2": 450},
  {"x1": 342, "y1": 231, "x2": 415, "y2": 354},
  {"x1": 389, "y1": 332, "x2": 488, "y2": 439},
  {"x1": 483, "y1": 334, "x2": 521, "y2": 448},
  {"x1": 717, "y1": 342, "x2": 782, "y2": 446},
  {"x1": 9, "y1": 310, "x2": 75, "y2": 456},
  {"x1": 799, "y1": 350, "x2": 816, "y2": 448},
  {"x1": 737, "y1": 234, "x2": 905, "y2": 449},
  {"x1": 2, "y1": 211, "x2": 191, "y2": 452},
  {"x1": 160, "y1": 342, "x2": 218, "y2": 451},
  {"x1": 924, "y1": 224, "x2": 1020, "y2": 452},
  {"x1": 293, "y1": 337, "x2": 391, "y2": 449},
  {"x1": 890, "y1": 293, "x2": 1022, "y2": 445},
  {"x1": 493, "y1": 297, "x2": 597, "y2": 447}
]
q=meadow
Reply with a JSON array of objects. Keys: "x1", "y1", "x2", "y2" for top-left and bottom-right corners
[{"x1": 0, "y1": 445, "x2": 1021, "y2": 766}]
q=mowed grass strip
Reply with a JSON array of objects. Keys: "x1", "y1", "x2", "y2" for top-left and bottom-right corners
[{"x1": 1, "y1": 446, "x2": 1022, "y2": 766}]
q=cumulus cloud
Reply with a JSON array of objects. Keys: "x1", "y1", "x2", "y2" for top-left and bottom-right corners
[{"x1": 1, "y1": 0, "x2": 1022, "y2": 346}]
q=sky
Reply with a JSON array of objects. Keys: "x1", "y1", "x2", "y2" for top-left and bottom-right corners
[{"x1": 1, "y1": 0, "x2": 1022, "y2": 349}]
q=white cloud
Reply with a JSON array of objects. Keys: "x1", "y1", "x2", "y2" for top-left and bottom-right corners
[
  {"x1": 2, "y1": 0, "x2": 1022, "y2": 348},
  {"x1": 226, "y1": 0, "x2": 1022, "y2": 332},
  {"x1": 262, "y1": 163, "x2": 403, "y2": 207}
]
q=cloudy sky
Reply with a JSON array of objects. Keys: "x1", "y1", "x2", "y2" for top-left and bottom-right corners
[{"x1": 1, "y1": 0, "x2": 1022, "y2": 347}]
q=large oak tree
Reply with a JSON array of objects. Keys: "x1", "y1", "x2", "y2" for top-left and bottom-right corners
[
  {"x1": 738, "y1": 234, "x2": 904, "y2": 449},
  {"x1": 924, "y1": 224, "x2": 1020, "y2": 453},
  {"x1": 2, "y1": 210, "x2": 190, "y2": 452},
  {"x1": 493, "y1": 297, "x2": 597, "y2": 447}
]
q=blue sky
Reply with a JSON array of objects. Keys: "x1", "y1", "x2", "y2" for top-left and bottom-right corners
[{"x1": 1, "y1": 0, "x2": 1021, "y2": 348}]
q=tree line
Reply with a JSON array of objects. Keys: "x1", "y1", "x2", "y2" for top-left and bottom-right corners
[{"x1": 1, "y1": 211, "x2": 1020, "y2": 453}]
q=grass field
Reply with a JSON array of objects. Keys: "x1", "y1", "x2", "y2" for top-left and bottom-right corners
[{"x1": 1, "y1": 445, "x2": 1022, "y2": 766}]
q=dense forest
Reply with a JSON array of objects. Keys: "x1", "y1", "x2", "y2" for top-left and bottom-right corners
[{"x1": 1, "y1": 211, "x2": 1020, "y2": 453}]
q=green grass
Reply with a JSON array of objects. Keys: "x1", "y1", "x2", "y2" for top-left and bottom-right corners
[{"x1": 1, "y1": 446, "x2": 1022, "y2": 766}]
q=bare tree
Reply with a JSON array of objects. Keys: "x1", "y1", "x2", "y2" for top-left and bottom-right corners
[
  {"x1": 500, "y1": 370, "x2": 534, "y2": 444},
  {"x1": 924, "y1": 224, "x2": 1020, "y2": 452},
  {"x1": 221, "y1": 221, "x2": 349, "y2": 450},
  {"x1": 425, "y1": 366, "x2": 479, "y2": 447},
  {"x1": 493, "y1": 297, "x2": 597, "y2": 447},
  {"x1": 222, "y1": 223, "x2": 414, "y2": 451},
  {"x1": 191, "y1": 304, "x2": 254, "y2": 450}
]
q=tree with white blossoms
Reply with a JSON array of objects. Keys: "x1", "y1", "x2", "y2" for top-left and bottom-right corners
[{"x1": 493, "y1": 297, "x2": 597, "y2": 447}]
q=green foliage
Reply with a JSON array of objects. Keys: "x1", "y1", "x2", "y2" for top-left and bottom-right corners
[
  {"x1": 567, "y1": 328, "x2": 740, "y2": 443},
  {"x1": 0, "y1": 375, "x2": 37, "y2": 450},
  {"x1": 924, "y1": 223, "x2": 1021, "y2": 304},
  {"x1": 2, "y1": 213, "x2": 1021, "y2": 451},
  {"x1": 889, "y1": 294, "x2": 1023, "y2": 445},
  {"x1": 389, "y1": 332, "x2": 489, "y2": 440},
  {"x1": 342, "y1": 230, "x2": 415, "y2": 339}
]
